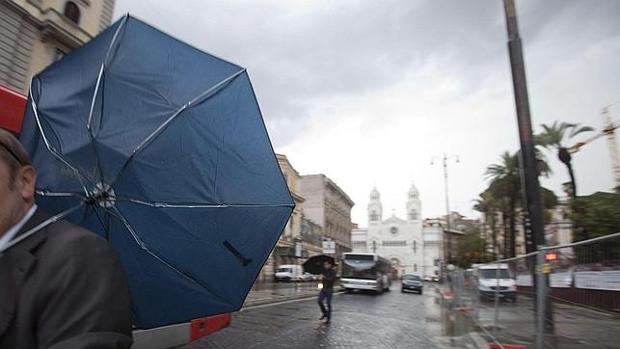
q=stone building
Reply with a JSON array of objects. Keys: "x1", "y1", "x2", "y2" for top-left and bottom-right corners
[
  {"x1": 1, "y1": 0, "x2": 116, "y2": 93},
  {"x1": 421, "y1": 218, "x2": 443, "y2": 278},
  {"x1": 299, "y1": 174, "x2": 355, "y2": 259},
  {"x1": 256, "y1": 154, "x2": 323, "y2": 282}
]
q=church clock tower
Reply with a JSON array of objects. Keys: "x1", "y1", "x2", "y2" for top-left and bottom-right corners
[
  {"x1": 368, "y1": 187, "x2": 383, "y2": 224},
  {"x1": 406, "y1": 182, "x2": 422, "y2": 221}
]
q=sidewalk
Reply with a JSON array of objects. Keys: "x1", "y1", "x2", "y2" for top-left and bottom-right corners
[
  {"x1": 243, "y1": 281, "x2": 327, "y2": 307},
  {"x1": 436, "y1": 283, "x2": 620, "y2": 348}
]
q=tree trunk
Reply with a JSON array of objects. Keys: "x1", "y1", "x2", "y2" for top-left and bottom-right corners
[
  {"x1": 502, "y1": 212, "x2": 509, "y2": 258},
  {"x1": 510, "y1": 214, "x2": 517, "y2": 257},
  {"x1": 558, "y1": 147, "x2": 577, "y2": 198},
  {"x1": 491, "y1": 211, "x2": 498, "y2": 260}
]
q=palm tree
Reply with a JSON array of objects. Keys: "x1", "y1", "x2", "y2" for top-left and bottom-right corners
[
  {"x1": 485, "y1": 151, "x2": 553, "y2": 257},
  {"x1": 537, "y1": 121, "x2": 593, "y2": 198},
  {"x1": 473, "y1": 191, "x2": 499, "y2": 260},
  {"x1": 485, "y1": 152, "x2": 520, "y2": 257}
]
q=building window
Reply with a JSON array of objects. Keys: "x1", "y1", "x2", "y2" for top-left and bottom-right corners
[
  {"x1": 390, "y1": 226, "x2": 398, "y2": 235},
  {"x1": 413, "y1": 240, "x2": 417, "y2": 254},
  {"x1": 382, "y1": 240, "x2": 406, "y2": 247},
  {"x1": 64, "y1": 1, "x2": 81, "y2": 24},
  {"x1": 408, "y1": 209, "x2": 418, "y2": 220},
  {"x1": 54, "y1": 49, "x2": 66, "y2": 62}
]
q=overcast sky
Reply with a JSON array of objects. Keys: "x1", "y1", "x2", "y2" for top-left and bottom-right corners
[{"x1": 114, "y1": 0, "x2": 620, "y2": 227}]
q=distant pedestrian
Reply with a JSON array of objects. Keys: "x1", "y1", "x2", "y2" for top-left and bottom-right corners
[{"x1": 318, "y1": 260, "x2": 336, "y2": 323}]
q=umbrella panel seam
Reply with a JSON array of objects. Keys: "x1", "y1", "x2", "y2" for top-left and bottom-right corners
[
  {"x1": 29, "y1": 80, "x2": 96, "y2": 196},
  {"x1": 108, "y1": 68, "x2": 246, "y2": 189},
  {"x1": 106, "y1": 205, "x2": 235, "y2": 309}
]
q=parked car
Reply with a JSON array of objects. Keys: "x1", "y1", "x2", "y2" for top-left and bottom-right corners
[
  {"x1": 301, "y1": 272, "x2": 316, "y2": 282},
  {"x1": 475, "y1": 263, "x2": 517, "y2": 302},
  {"x1": 423, "y1": 276, "x2": 432, "y2": 282},
  {"x1": 274, "y1": 265, "x2": 304, "y2": 282},
  {"x1": 401, "y1": 274, "x2": 424, "y2": 294},
  {"x1": 431, "y1": 275, "x2": 440, "y2": 282}
]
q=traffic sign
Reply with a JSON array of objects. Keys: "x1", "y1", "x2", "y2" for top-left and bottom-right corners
[{"x1": 322, "y1": 240, "x2": 336, "y2": 254}]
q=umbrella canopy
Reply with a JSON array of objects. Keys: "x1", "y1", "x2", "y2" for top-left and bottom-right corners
[
  {"x1": 19, "y1": 15, "x2": 294, "y2": 329},
  {"x1": 303, "y1": 254, "x2": 336, "y2": 275}
]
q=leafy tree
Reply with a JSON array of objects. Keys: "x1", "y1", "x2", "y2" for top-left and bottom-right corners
[
  {"x1": 456, "y1": 227, "x2": 491, "y2": 269},
  {"x1": 570, "y1": 192, "x2": 620, "y2": 263},
  {"x1": 537, "y1": 121, "x2": 594, "y2": 198}
]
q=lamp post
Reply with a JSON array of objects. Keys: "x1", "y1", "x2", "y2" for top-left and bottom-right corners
[{"x1": 431, "y1": 153, "x2": 459, "y2": 231}]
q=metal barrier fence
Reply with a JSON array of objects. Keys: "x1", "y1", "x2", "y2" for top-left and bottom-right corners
[{"x1": 446, "y1": 232, "x2": 620, "y2": 349}]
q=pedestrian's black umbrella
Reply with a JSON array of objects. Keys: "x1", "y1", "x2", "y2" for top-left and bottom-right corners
[
  {"x1": 18, "y1": 15, "x2": 294, "y2": 329},
  {"x1": 303, "y1": 254, "x2": 336, "y2": 275}
]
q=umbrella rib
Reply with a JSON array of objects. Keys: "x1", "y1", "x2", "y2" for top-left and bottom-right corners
[
  {"x1": 87, "y1": 13, "x2": 128, "y2": 131},
  {"x1": 0, "y1": 203, "x2": 84, "y2": 254},
  {"x1": 82, "y1": 64, "x2": 108, "y2": 187},
  {"x1": 105, "y1": 206, "x2": 234, "y2": 308},
  {"x1": 29, "y1": 80, "x2": 94, "y2": 196},
  {"x1": 84, "y1": 16, "x2": 129, "y2": 185},
  {"x1": 36, "y1": 190, "x2": 85, "y2": 198},
  {"x1": 103, "y1": 14, "x2": 129, "y2": 67},
  {"x1": 108, "y1": 68, "x2": 247, "y2": 188},
  {"x1": 116, "y1": 197, "x2": 294, "y2": 209}
]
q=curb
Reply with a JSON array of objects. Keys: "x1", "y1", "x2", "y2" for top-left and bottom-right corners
[{"x1": 243, "y1": 288, "x2": 345, "y2": 308}]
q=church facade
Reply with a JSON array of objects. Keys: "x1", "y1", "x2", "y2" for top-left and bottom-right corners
[{"x1": 352, "y1": 184, "x2": 425, "y2": 278}]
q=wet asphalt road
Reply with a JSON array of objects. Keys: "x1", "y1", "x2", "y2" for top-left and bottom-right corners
[{"x1": 182, "y1": 284, "x2": 469, "y2": 349}]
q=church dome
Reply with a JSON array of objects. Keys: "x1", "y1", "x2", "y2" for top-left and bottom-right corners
[{"x1": 370, "y1": 187, "x2": 381, "y2": 200}]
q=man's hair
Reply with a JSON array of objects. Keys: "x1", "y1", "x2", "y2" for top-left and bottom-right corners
[{"x1": 0, "y1": 128, "x2": 32, "y2": 185}]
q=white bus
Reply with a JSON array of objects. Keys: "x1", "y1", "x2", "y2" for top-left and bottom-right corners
[{"x1": 341, "y1": 253, "x2": 392, "y2": 294}]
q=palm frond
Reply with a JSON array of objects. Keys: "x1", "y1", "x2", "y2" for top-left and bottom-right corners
[{"x1": 569, "y1": 125, "x2": 594, "y2": 138}]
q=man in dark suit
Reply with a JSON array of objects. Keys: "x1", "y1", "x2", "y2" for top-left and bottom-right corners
[{"x1": 0, "y1": 128, "x2": 133, "y2": 348}]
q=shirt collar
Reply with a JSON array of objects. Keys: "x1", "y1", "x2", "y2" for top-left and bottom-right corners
[{"x1": 0, "y1": 204, "x2": 38, "y2": 253}]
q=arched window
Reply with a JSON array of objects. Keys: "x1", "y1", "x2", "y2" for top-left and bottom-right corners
[
  {"x1": 390, "y1": 226, "x2": 398, "y2": 235},
  {"x1": 64, "y1": 1, "x2": 81, "y2": 24},
  {"x1": 408, "y1": 209, "x2": 418, "y2": 220}
]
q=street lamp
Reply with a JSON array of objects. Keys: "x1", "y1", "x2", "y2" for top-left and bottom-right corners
[{"x1": 431, "y1": 153, "x2": 459, "y2": 231}]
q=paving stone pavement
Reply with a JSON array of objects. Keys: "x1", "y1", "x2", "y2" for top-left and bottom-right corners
[
  {"x1": 181, "y1": 284, "x2": 477, "y2": 349},
  {"x1": 244, "y1": 282, "x2": 324, "y2": 306}
]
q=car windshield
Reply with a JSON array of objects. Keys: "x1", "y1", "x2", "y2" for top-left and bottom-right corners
[
  {"x1": 403, "y1": 275, "x2": 421, "y2": 281},
  {"x1": 479, "y1": 269, "x2": 512, "y2": 279},
  {"x1": 276, "y1": 268, "x2": 292, "y2": 273}
]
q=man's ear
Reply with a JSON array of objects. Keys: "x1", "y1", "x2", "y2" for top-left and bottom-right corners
[{"x1": 17, "y1": 165, "x2": 36, "y2": 203}]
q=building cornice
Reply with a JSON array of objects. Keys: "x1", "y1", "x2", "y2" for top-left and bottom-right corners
[{"x1": 6, "y1": 0, "x2": 93, "y2": 49}]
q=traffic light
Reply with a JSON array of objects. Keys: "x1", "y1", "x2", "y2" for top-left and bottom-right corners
[{"x1": 545, "y1": 251, "x2": 558, "y2": 262}]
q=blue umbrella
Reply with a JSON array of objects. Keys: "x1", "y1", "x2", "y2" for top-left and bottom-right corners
[{"x1": 18, "y1": 15, "x2": 294, "y2": 329}]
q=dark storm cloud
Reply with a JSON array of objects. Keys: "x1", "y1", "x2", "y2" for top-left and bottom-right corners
[
  {"x1": 115, "y1": 0, "x2": 619, "y2": 145},
  {"x1": 113, "y1": 0, "x2": 620, "y2": 219}
]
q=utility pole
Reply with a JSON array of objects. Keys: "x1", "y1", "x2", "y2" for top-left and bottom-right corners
[{"x1": 502, "y1": 0, "x2": 554, "y2": 335}]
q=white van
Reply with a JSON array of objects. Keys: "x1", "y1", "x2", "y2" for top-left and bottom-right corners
[
  {"x1": 274, "y1": 264, "x2": 303, "y2": 282},
  {"x1": 475, "y1": 263, "x2": 517, "y2": 302}
]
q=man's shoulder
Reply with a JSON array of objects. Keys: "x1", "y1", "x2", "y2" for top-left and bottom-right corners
[{"x1": 41, "y1": 218, "x2": 110, "y2": 256}]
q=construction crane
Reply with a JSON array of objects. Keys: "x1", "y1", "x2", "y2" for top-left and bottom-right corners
[{"x1": 568, "y1": 105, "x2": 620, "y2": 191}]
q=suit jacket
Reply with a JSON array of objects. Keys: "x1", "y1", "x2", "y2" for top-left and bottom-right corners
[{"x1": 0, "y1": 209, "x2": 133, "y2": 349}]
